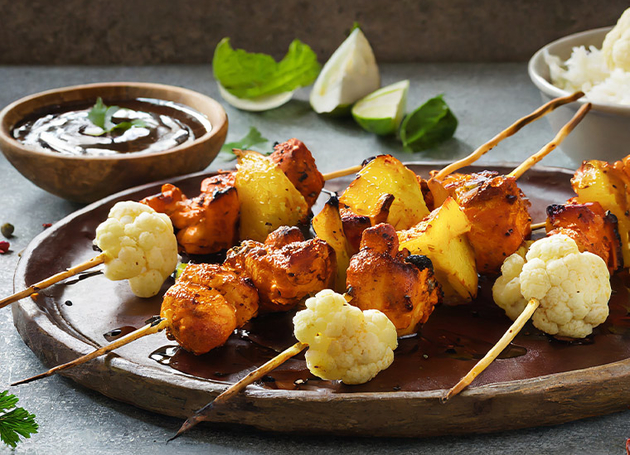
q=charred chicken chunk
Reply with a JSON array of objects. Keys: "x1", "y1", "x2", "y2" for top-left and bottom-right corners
[
  {"x1": 225, "y1": 226, "x2": 337, "y2": 312},
  {"x1": 269, "y1": 138, "x2": 325, "y2": 208},
  {"x1": 346, "y1": 223, "x2": 442, "y2": 336},
  {"x1": 546, "y1": 202, "x2": 622, "y2": 273},
  {"x1": 141, "y1": 172, "x2": 239, "y2": 255},
  {"x1": 432, "y1": 171, "x2": 532, "y2": 274},
  {"x1": 572, "y1": 159, "x2": 630, "y2": 266},
  {"x1": 161, "y1": 263, "x2": 259, "y2": 355}
]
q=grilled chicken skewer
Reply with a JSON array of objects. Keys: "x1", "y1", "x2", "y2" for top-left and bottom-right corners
[{"x1": 12, "y1": 227, "x2": 336, "y2": 385}]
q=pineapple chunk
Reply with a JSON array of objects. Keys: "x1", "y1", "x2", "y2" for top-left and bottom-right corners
[
  {"x1": 339, "y1": 155, "x2": 430, "y2": 231},
  {"x1": 398, "y1": 197, "x2": 478, "y2": 302},
  {"x1": 235, "y1": 150, "x2": 308, "y2": 242},
  {"x1": 572, "y1": 160, "x2": 630, "y2": 265},
  {"x1": 312, "y1": 195, "x2": 353, "y2": 292}
]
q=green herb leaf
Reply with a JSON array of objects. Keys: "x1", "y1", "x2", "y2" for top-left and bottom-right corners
[
  {"x1": 86, "y1": 98, "x2": 146, "y2": 136},
  {"x1": 0, "y1": 391, "x2": 38, "y2": 448},
  {"x1": 175, "y1": 262, "x2": 188, "y2": 280},
  {"x1": 213, "y1": 38, "x2": 321, "y2": 99},
  {"x1": 220, "y1": 127, "x2": 270, "y2": 159},
  {"x1": 400, "y1": 95, "x2": 458, "y2": 152}
]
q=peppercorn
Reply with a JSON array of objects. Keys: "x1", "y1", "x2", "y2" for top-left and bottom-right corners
[{"x1": 1, "y1": 223, "x2": 14, "y2": 238}]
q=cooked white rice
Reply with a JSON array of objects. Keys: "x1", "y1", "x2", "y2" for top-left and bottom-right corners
[{"x1": 545, "y1": 45, "x2": 630, "y2": 105}]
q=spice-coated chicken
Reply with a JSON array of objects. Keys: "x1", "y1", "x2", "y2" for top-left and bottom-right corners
[
  {"x1": 346, "y1": 223, "x2": 442, "y2": 336},
  {"x1": 546, "y1": 202, "x2": 622, "y2": 273},
  {"x1": 160, "y1": 263, "x2": 259, "y2": 355},
  {"x1": 270, "y1": 138, "x2": 325, "y2": 208},
  {"x1": 141, "y1": 172, "x2": 239, "y2": 255},
  {"x1": 225, "y1": 226, "x2": 337, "y2": 312},
  {"x1": 429, "y1": 171, "x2": 532, "y2": 274},
  {"x1": 141, "y1": 139, "x2": 323, "y2": 255}
]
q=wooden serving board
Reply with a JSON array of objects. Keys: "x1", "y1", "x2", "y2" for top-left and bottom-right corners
[{"x1": 12, "y1": 163, "x2": 630, "y2": 437}]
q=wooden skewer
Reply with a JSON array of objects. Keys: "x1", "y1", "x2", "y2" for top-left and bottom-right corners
[
  {"x1": 531, "y1": 221, "x2": 546, "y2": 231},
  {"x1": 11, "y1": 317, "x2": 169, "y2": 386},
  {"x1": 322, "y1": 165, "x2": 363, "y2": 181},
  {"x1": 442, "y1": 298, "x2": 540, "y2": 402},
  {"x1": 434, "y1": 91, "x2": 584, "y2": 181},
  {"x1": 0, "y1": 253, "x2": 106, "y2": 310},
  {"x1": 508, "y1": 103, "x2": 592, "y2": 180},
  {"x1": 170, "y1": 341, "x2": 308, "y2": 441}
]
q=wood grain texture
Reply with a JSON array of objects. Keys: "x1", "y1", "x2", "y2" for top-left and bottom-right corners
[{"x1": 0, "y1": 82, "x2": 227, "y2": 203}]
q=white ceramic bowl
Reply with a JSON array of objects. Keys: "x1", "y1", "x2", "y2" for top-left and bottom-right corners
[{"x1": 528, "y1": 26, "x2": 630, "y2": 166}]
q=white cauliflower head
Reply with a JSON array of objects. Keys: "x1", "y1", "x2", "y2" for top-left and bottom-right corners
[
  {"x1": 95, "y1": 201, "x2": 178, "y2": 298},
  {"x1": 493, "y1": 234, "x2": 611, "y2": 338},
  {"x1": 603, "y1": 7, "x2": 630, "y2": 71},
  {"x1": 293, "y1": 289, "x2": 398, "y2": 385}
]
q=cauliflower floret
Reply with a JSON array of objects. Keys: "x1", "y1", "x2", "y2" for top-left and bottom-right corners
[
  {"x1": 492, "y1": 252, "x2": 526, "y2": 320},
  {"x1": 95, "y1": 201, "x2": 178, "y2": 298},
  {"x1": 603, "y1": 7, "x2": 630, "y2": 71},
  {"x1": 493, "y1": 234, "x2": 611, "y2": 338},
  {"x1": 293, "y1": 289, "x2": 398, "y2": 384}
]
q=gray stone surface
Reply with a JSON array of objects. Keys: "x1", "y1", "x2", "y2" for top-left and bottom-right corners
[
  {"x1": 0, "y1": 65, "x2": 628, "y2": 454},
  {"x1": 0, "y1": 0, "x2": 628, "y2": 64}
]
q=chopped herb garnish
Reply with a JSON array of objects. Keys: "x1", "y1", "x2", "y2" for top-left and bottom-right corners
[
  {"x1": 86, "y1": 97, "x2": 146, "y2": 136},
  {"x1": 0, "y1": 391, "x2": 38, "y2": 448},
  {"x1": 220, "y1": 127, "x2": 271, "y2": 159}
]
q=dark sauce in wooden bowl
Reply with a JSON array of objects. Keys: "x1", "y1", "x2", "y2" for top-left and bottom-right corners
[{"x1": 12, "y1": 98, "x2": 211, "y2": 156}]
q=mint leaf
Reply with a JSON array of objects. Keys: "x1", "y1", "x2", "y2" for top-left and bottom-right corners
[
  {"x1": 0, "y1": 391, "x2": 38, "y2": 448},
  {"x1": 213, "y1": 38, "x2": 321, "y2": 99},
  {"x1": 221, "y1": 127, "x2": 269, "y2": 159},
  {"x1": 86, "y1": 98, "x2": 145, "y2": 136},
  {"x1": 86, "y1": 97, "x2": 108, "y2": 130},
  {"x1": 400, "y1": 95, "x2": 457, "y2": 152}
]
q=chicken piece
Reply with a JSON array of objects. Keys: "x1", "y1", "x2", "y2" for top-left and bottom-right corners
[
  {"x1": 346, "y1": 223, "x2": 442, "y2": 336},
  {"x1": 141, "y1": 172, "x2": 240, "y2": 255},
  {"x1": 269, "y1": 138, "x2": 324, "y2": 208},
  {"x1": 225, "y1": 226, "x2": 337, "y2": 312},
  {"x1": 434, "y1": 171, "x2": 532, "y2": 275},
  {"x1": 178, "y1": 263, "x2": 259, "y2": 326},
  {"x1": 573, "y1": 159, "x2": 630, "y2": 266},
  {"x1": 545, "y1": 202, "x2": 622, "y2": 273},
  {"x1": 161, "y1": 264, "x2": 259, "y2": 355}
]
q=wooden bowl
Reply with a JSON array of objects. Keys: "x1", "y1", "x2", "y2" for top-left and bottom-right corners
[{"x1": 0, "y1": 82, "x2": 228, "y2": 203}]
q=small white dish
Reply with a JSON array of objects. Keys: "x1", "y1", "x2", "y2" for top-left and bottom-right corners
[{"x1": 528, "y1": 26, "x2": 630, "y2": 166}]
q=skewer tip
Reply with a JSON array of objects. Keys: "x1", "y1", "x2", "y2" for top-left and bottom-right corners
[
  {"x1": 169, "y1": 403, "x2": 215, "y2": 442},
  {"x1": 11, "y1": 372, "x2": 51, "y2": 387}
]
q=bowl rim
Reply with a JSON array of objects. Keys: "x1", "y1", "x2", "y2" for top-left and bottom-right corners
[
  {"x1": 528, "y1": 25, "x2": 630, "y2": 117},
  {"x1": 0, "y1": 81, "x2": 228, "y2": 161}
]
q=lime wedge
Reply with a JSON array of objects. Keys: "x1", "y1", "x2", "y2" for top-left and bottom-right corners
[
  {"x1": 352, "y1": 80, "x2": 409, "y2": 135},
  {"x1": 218, "y1": 83, "x2": 294, "y2": 112},
  {"x1": 310, "y1": 28, "x2": 380, "y2": 115}
]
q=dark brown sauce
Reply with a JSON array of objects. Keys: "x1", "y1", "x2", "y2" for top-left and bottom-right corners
[
  {"x1": 12, "y1": 98, "x2": 211, "y2": 156},
  {"x1": 139, "y1": 274, "x2": 630, "y2": 393}
]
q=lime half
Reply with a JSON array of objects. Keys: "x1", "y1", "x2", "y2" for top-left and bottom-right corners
[
  {"x1": 218, "y1": 83, "x2": 294, "y2": 112},
  {"x1": 310, "y1": 28, "x2": 380, "y2": 115},
  {"x1": 352, "y1": 80, "x2": 409, "y2": 135}
]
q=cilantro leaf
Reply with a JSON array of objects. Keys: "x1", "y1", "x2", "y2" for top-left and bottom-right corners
[
  {"x1": 220, "y1": 127, "x2": 270, "y2": 159},
  {"x1": 0, "y1": 391, "x2": 38, "y2": 448},
  {"x1": 86, "y1": 97, "x2": 146, "y2": 136},
  {"x1": 213, "y1": 38, "x2": 321, "y2": 99},
  {"x1": 400, "y1": 95, "x2": 458, "y2": 152}
]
